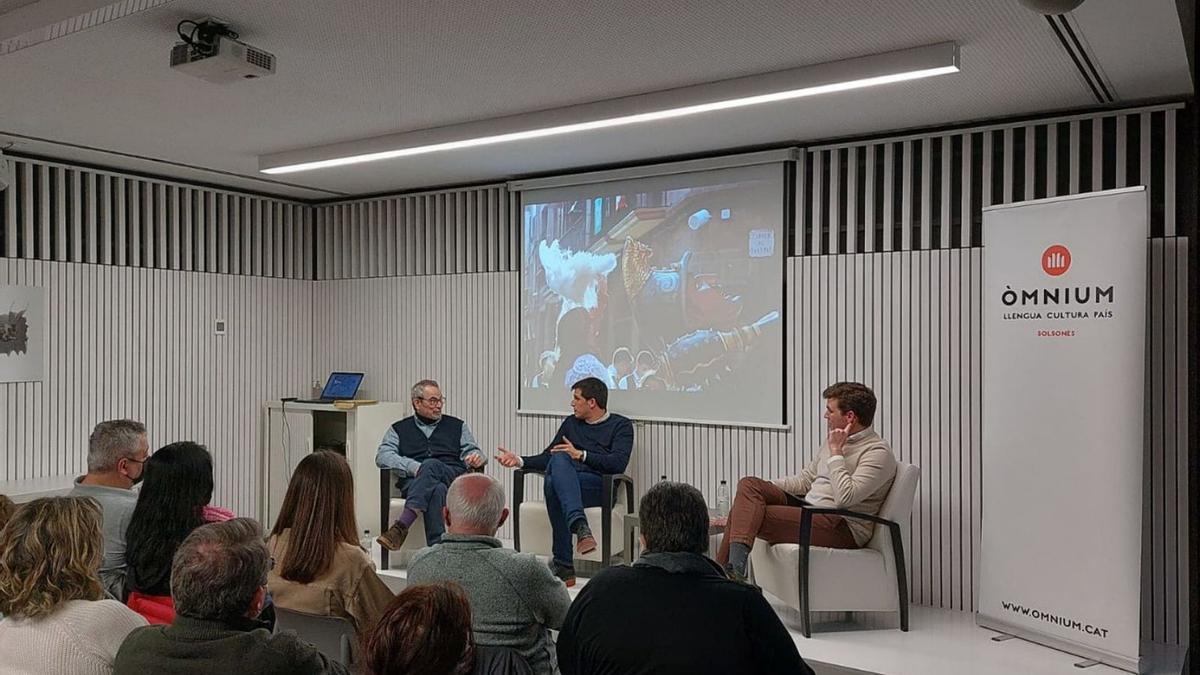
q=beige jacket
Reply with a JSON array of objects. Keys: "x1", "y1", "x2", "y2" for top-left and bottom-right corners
[
  {"x1": 267, "y1": 529, "x2": 394, "y2": 633},
  {"x1": 773, "y1": 428, "x2": 897, "y2": 545}
]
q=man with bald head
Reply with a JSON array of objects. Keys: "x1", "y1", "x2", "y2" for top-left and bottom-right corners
[{"x1": 407, "y1": 474, "x2": 570, "y2": 675}]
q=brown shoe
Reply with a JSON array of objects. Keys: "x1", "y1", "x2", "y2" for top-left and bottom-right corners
[
  {"x1": 550, "y1": 561, "x2": 577, "y2": 587},
  {"x1": 377, "y1": 522, "x2": 409, "y2": 551},
  {"x1": 576, "y1": 533, "x2": 597, "y2": 556}
]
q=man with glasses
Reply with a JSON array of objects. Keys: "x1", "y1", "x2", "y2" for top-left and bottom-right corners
[
  {"x1": 70, "y1": 419, "x2": 150, "y2": 600},
  {"x1": 375, "y1": 379, "x2": 486, "y2": 550}
]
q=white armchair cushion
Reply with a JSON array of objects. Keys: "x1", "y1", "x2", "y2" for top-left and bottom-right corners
[
  {"x1": 518, "y1": 500, "x2": 628, "y2": 562},
  {"x1": 387, "y1": 498, "x2": 428, "y2": 552},
  {"x1": 751, "y1": 542, "x2": 896, "y2": 611}
]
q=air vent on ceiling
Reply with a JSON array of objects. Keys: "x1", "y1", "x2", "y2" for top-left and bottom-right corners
[{"x1": 1045, "y1": 13, "x2": 1116, "y2": 104}]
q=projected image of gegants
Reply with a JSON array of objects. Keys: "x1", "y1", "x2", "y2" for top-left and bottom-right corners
[{"x1": 521, "y1": 173, "x2": 782, "y2": 405}]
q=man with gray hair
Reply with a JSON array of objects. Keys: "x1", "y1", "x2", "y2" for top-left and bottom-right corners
[
  {"x1": 69, "y1": 419, "x2": 149, "y2": 600},
  {"x1": 113, "y1": 518, "x2": 348, "y2": 675},
  {"x1": 408, "y1": 473, "x2": 570, "y2": 675},
  {"x1": 375, "y1": 378, "x2": 486, "y2": 550}
]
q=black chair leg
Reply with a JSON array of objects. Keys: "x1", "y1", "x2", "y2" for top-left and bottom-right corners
[
  {"x1": 600, "y1": 476, "x2": 613, "y2": 567},
  {"x1": 799, "y1": 513, "x2": 813, "y2": 638},
  {"x1": 379, "y1": 470, "x2": 390, "y2": 570},
  {"x1": 890, "y1": 522, "x2": 909, "y2": 632}
]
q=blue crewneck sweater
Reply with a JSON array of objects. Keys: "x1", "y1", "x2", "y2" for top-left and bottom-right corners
[{"x1": 522, "y1": 413, "x2": 634, "y2": 475}]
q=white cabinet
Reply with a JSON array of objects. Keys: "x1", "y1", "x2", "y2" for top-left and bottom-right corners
[{"x1": 260, "y1": 401, "x2": 407, "y2": 534}]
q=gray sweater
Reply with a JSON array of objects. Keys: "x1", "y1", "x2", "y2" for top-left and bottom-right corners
[
  {"x1": 69, "y1": 478, "x2": 138, "y2": 600},
  {"x1": 408, "y1": 534, "x2": 571, "y2": 675}
]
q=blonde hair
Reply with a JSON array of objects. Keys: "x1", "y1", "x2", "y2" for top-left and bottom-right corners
[{"x1": 0, "y1": 496, "x2": 105, "y2": 618}]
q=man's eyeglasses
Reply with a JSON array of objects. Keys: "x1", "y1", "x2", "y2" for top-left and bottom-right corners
[{"x1": 418, "y1": 397, "x2": 446, "y2": 406}]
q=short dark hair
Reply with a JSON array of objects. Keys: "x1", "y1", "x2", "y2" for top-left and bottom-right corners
[
  {"x1": 639, "y1": 482, "x2": 709, "y2": 555},
  {"x1": 822, "y1": 381, "x2": 877, "y2": 426},
  {"x1": 361, "y1": 582, "x2": 475, "y2": 675},
  {"x1": 572, "y1": 377, "x2": 608, "y2": 409},
  {"x1": 171, "y1": 518, "x2": 270, "y2": 622}
]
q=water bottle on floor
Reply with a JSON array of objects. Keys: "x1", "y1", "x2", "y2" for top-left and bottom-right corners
[
  {"x1": 715, "y1": 480, "x2": 730, "y2": 518},
  {"x1": 360, "y1": 529, "x2": 376, "y2": 569}
]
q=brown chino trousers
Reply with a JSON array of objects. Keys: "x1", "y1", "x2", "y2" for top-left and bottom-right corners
[{"x1": 715, "y1": 476, "x2": 859, "y2": 567}]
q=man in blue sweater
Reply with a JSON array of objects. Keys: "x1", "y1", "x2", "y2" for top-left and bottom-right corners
[{"x1": 496, "y1": 377, "x2": 634, "y2": 585}]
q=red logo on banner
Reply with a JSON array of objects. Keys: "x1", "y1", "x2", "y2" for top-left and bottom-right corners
[{"x1": 1042, "y1": 245, "x2": 1071, "y2": 276}]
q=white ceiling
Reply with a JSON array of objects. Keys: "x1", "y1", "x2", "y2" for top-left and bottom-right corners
[{"x1": 0, "y1": 0, "x2": 1192, "y2": 200}]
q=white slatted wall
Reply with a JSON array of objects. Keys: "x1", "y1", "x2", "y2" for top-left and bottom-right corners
[
  {"x1": 0, "y1": 159, "x2": 315, "y2": 516},
  {"x1": 311, "y1": 103, "x2": 1188, "y2": 645},
  {"x1": 312, "y1": 185, "x2": 515, "y2": 279},
  {"x1": 0, "y1": 157, "x2": 314, "y2": 279},
  {"x1": 0, "y1": 259, "x2": 313, "y2": 516}
]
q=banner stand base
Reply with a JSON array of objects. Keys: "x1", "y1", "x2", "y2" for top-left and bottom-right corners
[
  {"x1": 977, "y1": 615, "x2": 1145, "y2": 674},
  {"x1": 990, "y1": 633, "x2": 1018, "y2": 642},
  {"x1": 1074, "y1": 659, "x2": 1103, "y2": 669}
]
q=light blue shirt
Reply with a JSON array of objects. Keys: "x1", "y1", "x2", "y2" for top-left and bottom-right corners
[{"x1": 375, "y1": 416, "x2": 485, "y2": 478}]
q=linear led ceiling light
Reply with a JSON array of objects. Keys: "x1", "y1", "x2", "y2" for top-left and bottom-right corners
[{"x1": 260, "y1": 42, "x2": 959, "y2": 175}]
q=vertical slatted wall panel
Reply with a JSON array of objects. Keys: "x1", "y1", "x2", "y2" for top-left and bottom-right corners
[
  {"x1": 310, "y1": 104, "x2": 1186, "y2": 645},
  {"x1": 312, "y1": 185, "x2": 513, "y2": 279},
  {"x1": 0, "y1": 258, "x2": 312, "y2": 515},
  {"x1": 0, "y1": 159, "x2": 316, "y2": 518},
  {"x1": 806, "y1": 104, "x2": 1188, "y2": 644},
  {"x1": 0, "y1": 157, "x2": 313, "y2": 280}
]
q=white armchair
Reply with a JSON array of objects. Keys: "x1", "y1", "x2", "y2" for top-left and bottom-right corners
[
  {"x1": 376, "y1": 468, "x2": 432, "y2": 569},
  {"x1": 749, "y1": 462, "x2": 921, "y2": 637},
  {"x1": 512, "y1": 469, "x2": 634, "y2": 565}
]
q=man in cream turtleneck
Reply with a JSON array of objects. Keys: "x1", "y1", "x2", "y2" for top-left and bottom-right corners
[{"x1": 716, "y1": 382, "x2": 897, "y2": 581}]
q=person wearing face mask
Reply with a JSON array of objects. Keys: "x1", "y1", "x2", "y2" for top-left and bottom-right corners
[
  {"x1": 69, "y1": 419, "x2": 150, "y2": 601},
  {"x1": 375, "y1": 380, "x2": 487, "y2": 551},
  {"x1": 715, "y1": 382, "x2": 898, "y2": 583}
]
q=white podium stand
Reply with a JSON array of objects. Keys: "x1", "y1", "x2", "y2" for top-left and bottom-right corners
[{"x1": 260, "y1": 400, "x2": 407, "y2": 535}]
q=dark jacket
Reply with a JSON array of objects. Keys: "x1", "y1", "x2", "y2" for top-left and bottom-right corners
[
  {"x1": 522, "y1": 414, "x2": 634, "y2": 475},
  {"x1": 112, "y1": 615, "x2": 349, "y2": 675},
  {"x1": 556, "y1": 553, "x2": 814, "y2": 675}
]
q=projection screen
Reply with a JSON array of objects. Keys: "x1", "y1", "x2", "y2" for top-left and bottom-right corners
[{"x1": 518, "y1": 162, "x2": 787, "y2": 427}]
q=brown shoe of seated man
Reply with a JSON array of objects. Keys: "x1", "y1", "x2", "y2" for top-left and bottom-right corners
[{"x1": 377, "y1": 521, "x2": 409, "y2": 551}]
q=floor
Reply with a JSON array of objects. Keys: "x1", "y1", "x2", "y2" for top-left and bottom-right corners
[{"x1": 374, "y1": 546, "x2": 1185, "y2": 675}]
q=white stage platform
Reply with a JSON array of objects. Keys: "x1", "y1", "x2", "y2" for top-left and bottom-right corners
[{"x1": 376, "y1": 552, "x2": 1185, "y2": 675}]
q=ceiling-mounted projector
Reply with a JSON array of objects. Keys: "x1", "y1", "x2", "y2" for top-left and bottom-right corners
[{"x1": 169, "y1": 19, "x2": 275, "y2": 84}]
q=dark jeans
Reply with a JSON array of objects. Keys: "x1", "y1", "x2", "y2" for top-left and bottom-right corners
[
  {"x1": 544, "y1": 452, "x2": 603, "y2": 567},
  {"x1": 396, "y1": 458, "x2": 466, "y2": 545}
]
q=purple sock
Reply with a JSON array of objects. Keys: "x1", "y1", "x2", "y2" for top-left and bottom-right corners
[{"x1": 398, "y1": 507, "x2": 419, "y2": 528}]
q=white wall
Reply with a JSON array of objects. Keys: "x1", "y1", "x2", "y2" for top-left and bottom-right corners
[{"x1": 310, "y1": 104, "x2": 1189, "y2": 645}]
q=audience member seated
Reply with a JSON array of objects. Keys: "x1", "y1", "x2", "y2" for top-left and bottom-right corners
[
  {"x1": 69, "y1": 419, "x2": 149, "y2": 601},
  {"x1": 361, "y1": 581, "x2": 533, "y2": 675},
  {"x1": 556, "y1": 482, "x2": 814, "y2": 675},
  {"x1": 113, "y1": 518, "x2": 349, "y2": 675},
  {"x1": 125, "y1": 441, "x2": 228, "y2": 623},
  {"x1": 0, "y1": 496, "x2": 147, "y2": 674},
  {"x1": 495, "y1": 376, "x2": 634, "y2": 586},
  {"x1": 268, "y1": 451, "x2": 394, "y2": 634},
  {"x1": 716, "y1": 382, "x2": 897, "y2": 581},
  {"x1": 408, "y1": 474, "x2": 570, "y2": 675}
]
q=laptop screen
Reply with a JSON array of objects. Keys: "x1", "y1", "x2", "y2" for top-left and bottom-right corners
[{"x1": 321, "y1": 372, "x2": 364, "y2": 400}]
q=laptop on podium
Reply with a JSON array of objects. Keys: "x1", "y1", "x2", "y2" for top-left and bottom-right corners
[{"x1": 298, "y1": 372, "x2": 365, "y2": 403}]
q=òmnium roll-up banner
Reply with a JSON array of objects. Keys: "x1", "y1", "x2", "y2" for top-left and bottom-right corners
[{"x1": 977, "y1": 187, "x2": 1147, "y2": 673}]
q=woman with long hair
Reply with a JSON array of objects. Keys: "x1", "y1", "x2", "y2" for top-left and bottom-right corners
[
  {"x1": 268, "y1": 450, "x2": 393, "y2": 632},
  {"x1": 361, "y1": 582, "x2": 532, "y2": 675},
  {"x1": 124, "y1": 442, "x2": 222, "y2": 620},
  {"x1": 0, "y1": 496, "x2": 146, "y2": 673}
]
